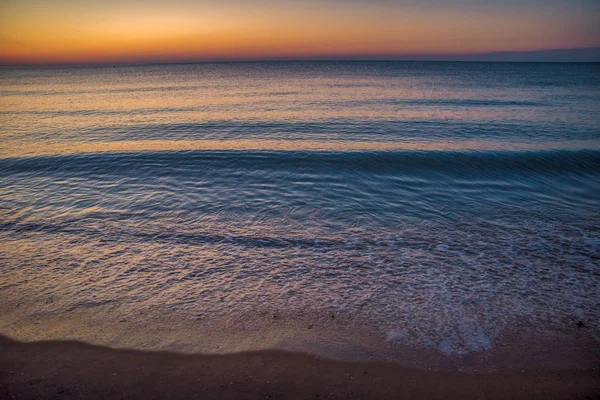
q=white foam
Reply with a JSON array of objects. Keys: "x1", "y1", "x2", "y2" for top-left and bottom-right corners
[{"x1": 386, "y1": 330, "x2": 408, "y2": 342}]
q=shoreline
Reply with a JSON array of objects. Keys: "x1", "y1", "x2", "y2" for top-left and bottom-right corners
[
  {"x1": 1, "y1": 300, "x2": 599, "y2": 374},
  {"x1": 1, "y1": 334, "x2": 599, "y2": 399}
]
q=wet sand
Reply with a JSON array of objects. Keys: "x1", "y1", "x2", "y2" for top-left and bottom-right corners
[{"x1": 1, "y1": 335, "x2": 598, "y2": 399}]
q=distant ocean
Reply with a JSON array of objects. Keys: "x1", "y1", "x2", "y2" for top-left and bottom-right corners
[{"x1": 1, "y1": 62, "x2": 599, "y2": 366}]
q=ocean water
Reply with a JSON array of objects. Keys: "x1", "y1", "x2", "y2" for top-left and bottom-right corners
[{"x1": 1, "y1": 62, "x2": 599, "y2": 362}]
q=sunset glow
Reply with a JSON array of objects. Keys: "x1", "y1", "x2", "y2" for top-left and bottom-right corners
[{"x1": 1, "y1": 0, "x2": 599, "y2": 64}]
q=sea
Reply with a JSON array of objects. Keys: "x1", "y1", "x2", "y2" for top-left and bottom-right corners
[{"x1": 1, "y1": 61, "x2": 599, "y2": 369}]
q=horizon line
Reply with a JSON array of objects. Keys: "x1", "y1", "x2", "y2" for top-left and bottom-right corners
[{"x1": 2, "y1": 47, "x2": 599, "y2": 68}]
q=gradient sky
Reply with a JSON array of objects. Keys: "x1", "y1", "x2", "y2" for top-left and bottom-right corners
[{"x1": 1, "y1": 0, "x2": 599, "y2": 64}]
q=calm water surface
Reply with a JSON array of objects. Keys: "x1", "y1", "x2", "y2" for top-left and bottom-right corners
[{"x1": 1, "y1": 62, "x2": 599, "y2": 358}]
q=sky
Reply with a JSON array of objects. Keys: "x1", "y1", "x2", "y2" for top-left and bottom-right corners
[{"x1": 1, "y1": 0, "x2": 599, "y2": 64}]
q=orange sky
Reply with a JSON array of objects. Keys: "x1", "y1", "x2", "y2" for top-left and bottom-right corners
[{"x1": 1, "y1": 0, "x2": 599, "y2": 64}]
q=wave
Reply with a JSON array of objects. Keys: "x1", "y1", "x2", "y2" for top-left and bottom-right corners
[
  {"x1": 4, "y1": 118, "x2": 597, "y2": 146},
  {"x1": 2, "y1": 148, "x2": 599, "y2": 176},
  {"x1": 0, "y1": 220, "x2": 348, "y2": 249}
]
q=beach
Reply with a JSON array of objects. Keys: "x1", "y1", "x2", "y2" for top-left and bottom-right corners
[
  {"x1": 1, "y1": 61, "x2": 599, "y2": 397},
  {"x1": 1, "y1": 335, "x2": 598, "y2": 399}
]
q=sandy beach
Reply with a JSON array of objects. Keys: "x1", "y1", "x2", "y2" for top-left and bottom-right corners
[{"x1": 1, "y1": 335, "x2": 598, "y2": 399}]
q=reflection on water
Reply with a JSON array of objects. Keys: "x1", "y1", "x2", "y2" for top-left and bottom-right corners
[
  {"x1": 1, "y1": 62, "x2": 599, "y2": 357},
  {"x1": 3, "y1": 138, "x2": 600, "y2": 158}
]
